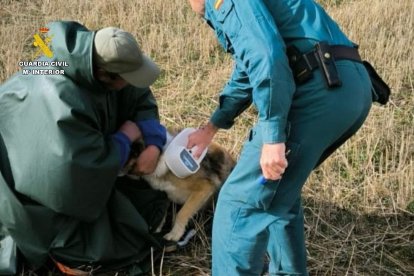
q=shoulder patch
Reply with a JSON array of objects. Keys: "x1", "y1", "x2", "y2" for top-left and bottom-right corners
[{"x1": 214, "y1": 0, "x2": 224, "y2": 10}]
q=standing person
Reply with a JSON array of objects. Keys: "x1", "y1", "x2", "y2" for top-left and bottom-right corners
[
  {"x1": 186, "y1": 0, "x2": 373, "y2": 274},
  {"x1": 0, "y1": 21, "x2": 170, "y2": 274}
]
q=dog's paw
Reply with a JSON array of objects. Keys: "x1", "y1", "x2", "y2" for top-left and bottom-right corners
[{"x1": 163, "y1": 224, "x2": 185, "y2": 241}]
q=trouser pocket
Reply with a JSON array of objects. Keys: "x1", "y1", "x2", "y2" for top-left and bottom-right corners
[
  {"x1": 220, "y1": 124, "x2": 301, "y2": 210},
  {"x1": 249, "y1": 141, "x2": 301, "y2": 210}
]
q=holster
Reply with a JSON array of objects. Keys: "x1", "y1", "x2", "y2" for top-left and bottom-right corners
[
  {"x1": 287, "y1": 42, "x2": 391, "y2": 105},
  {"x1": 315, "y1": 42, "x2": 342, "y2": 88},
  {"x1": 286, "y1": 45, "x2": 314, "y2": 84},
  {"x1": 362, "y1": 61, "x2": 391, "y2": 105},
  {"x1": 287, "y1": 42, "x2": 362, "y2": 89}
]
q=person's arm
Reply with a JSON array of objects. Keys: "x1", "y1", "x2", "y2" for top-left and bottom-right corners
[
  {"x1": 188, "y1": 63, "x2": 252, "y2": 158},
  {"x1": 111, "y1": 120, "x2": 143, "y2": 167},
  {"x1": 208, "y1": 0, "x2": 296, "y2": 144},
  {"x1": 133, "y1": 119, "x2": 166, "y2": 175},
  {"x1": 205, "y1": 0, "x2": 293, "y2": 179},
  {"x1": 38, "y1": 105, "x2": 126, "y2": 221},
  {"x1": 117, "y1": 86, "x2": 166, "y2": 174},
  {"x1": 117, "y1": 86, "x2": 166, "y2": 147},
  {"x1": 210, "y1": 63, "x2": 253, "y2": 129}
]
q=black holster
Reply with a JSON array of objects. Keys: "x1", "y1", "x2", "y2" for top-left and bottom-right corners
[
  {"x1": 287, "y1": 42, "x2": 391, "y2": 104},
  {"x1": 362, "y1": 61, "x2": 391, "y2": 105},
  {"x1": 287, "y1": 42, "x2": 342, "y2": 89},
  {"x1": 315, "y1": 42, "x2": 342, "y2": 88}
]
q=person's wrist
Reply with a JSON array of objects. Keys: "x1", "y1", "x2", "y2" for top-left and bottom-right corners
[
  {"x1": 119, "y1": 120, "x2": 142, "y2": 142},
  {"x1": 120, "y1": 130, "x2": 135, "y2": 143},
  {"x1": 145, "y1": 144, "x2": 161, "y2": 156},
  {"x1": 116, "y1": 131, "x2": 132, "y2": 144},
  {"x1": 205, "y1": 122, "x2": 219, "y2": 136}
]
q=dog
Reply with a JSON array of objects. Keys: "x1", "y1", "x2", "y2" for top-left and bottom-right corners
[{"x1": 123, "y1": 129, "x2": 235, "y2": 242}]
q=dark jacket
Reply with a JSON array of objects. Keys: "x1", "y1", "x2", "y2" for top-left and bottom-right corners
[{"x1": 0, "y1": 21, "x2": 167, "y2": 271}]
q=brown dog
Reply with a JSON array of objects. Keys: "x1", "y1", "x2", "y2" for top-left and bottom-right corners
[{"x1": 124, "y1": 130, "x2": 235, "y2": 241}]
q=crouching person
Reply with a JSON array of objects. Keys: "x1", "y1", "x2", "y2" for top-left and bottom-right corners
[{"x1": 0, "y1": 21, "x2": 170, "y2": 274}]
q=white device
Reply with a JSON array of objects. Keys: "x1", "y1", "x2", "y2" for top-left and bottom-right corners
[{"x1": 164, "y1": 128, "x2": 208, "y2": 178}]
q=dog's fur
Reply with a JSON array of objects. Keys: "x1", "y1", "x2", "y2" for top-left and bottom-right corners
[{"x1": 124, "y1": 130, "x2": 235, "y2": 241}]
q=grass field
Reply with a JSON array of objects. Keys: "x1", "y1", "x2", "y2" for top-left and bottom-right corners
[{"x1": 1, "y1": 0, "x2": 413, "y2": 275}]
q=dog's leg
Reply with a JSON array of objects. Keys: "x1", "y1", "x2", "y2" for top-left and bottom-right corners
[{"x1": 163, "y1": 181, "x2": 215, "y2": 241}]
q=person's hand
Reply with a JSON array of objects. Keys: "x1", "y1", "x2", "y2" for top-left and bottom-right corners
[
  {"x1": 260, "y1": 143, "x2": 288, "y2": 181},
  {"x1": 187, "y1": 122, "x2": 218, "y2": 159},
  {"x1": 119, "y1": 120, "x2": 142, "y2": 142},
  {"x1": 132, "y1": 145, "x2": 161, "y2": 175}
]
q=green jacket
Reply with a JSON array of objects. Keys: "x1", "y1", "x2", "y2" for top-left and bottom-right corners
[{"x1": 0, "y1": 21, "x2": 168, "y2": 272}]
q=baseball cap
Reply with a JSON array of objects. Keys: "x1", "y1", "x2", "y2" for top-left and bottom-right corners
[{"x1": 94, "y1": 27, "x2": 160, "y2": 88}]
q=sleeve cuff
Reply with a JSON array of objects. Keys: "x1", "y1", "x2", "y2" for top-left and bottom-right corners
[
  {"x1": 136, "y1": 119, "x2": 167, "y2": 151},
  {"x1": 210, "y1": 108, "x2": 234, "y2": 129},
  {"x1": 257, "y1": 119, "x2": 287, "y2": 144},
  {"x1": 143, "y1": 135, "x2": 164, "y2": 151},
  {"x1": 112, "y1": 131, "x2": 131, "y2": 167}
]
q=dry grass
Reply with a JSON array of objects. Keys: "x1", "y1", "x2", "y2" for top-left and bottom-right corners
[{"x1": 0, "y1": 0, "x2": 413, "y2": 275}]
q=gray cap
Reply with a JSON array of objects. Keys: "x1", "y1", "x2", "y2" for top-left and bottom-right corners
[{"x1": 94, "y1": 27, "x2": 160, "y2": 88}]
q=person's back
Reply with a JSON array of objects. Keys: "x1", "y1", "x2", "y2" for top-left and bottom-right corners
[{"x1": 265, "y1": 0, "x2": 354, "y2": 47}]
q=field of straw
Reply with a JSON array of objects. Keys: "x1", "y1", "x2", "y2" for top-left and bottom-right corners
[{"x1": 1, "y1": 0, "x2": 413, "y2": 275}]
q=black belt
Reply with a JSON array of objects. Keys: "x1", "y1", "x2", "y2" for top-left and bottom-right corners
[
  {"x1": 296, "y1": 45, "x2": 361, "y2": 69},
  {"x1": 287, "y1": 43, "x2": 362, "y2": 86}
]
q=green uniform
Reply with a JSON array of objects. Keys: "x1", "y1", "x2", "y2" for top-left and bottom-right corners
[
  {"x1": 0, "y1": 21, "x2": 168, "y2": 273},
  {"x1": 204, "y1": 0, "x2": 373, "y2": 274}
]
